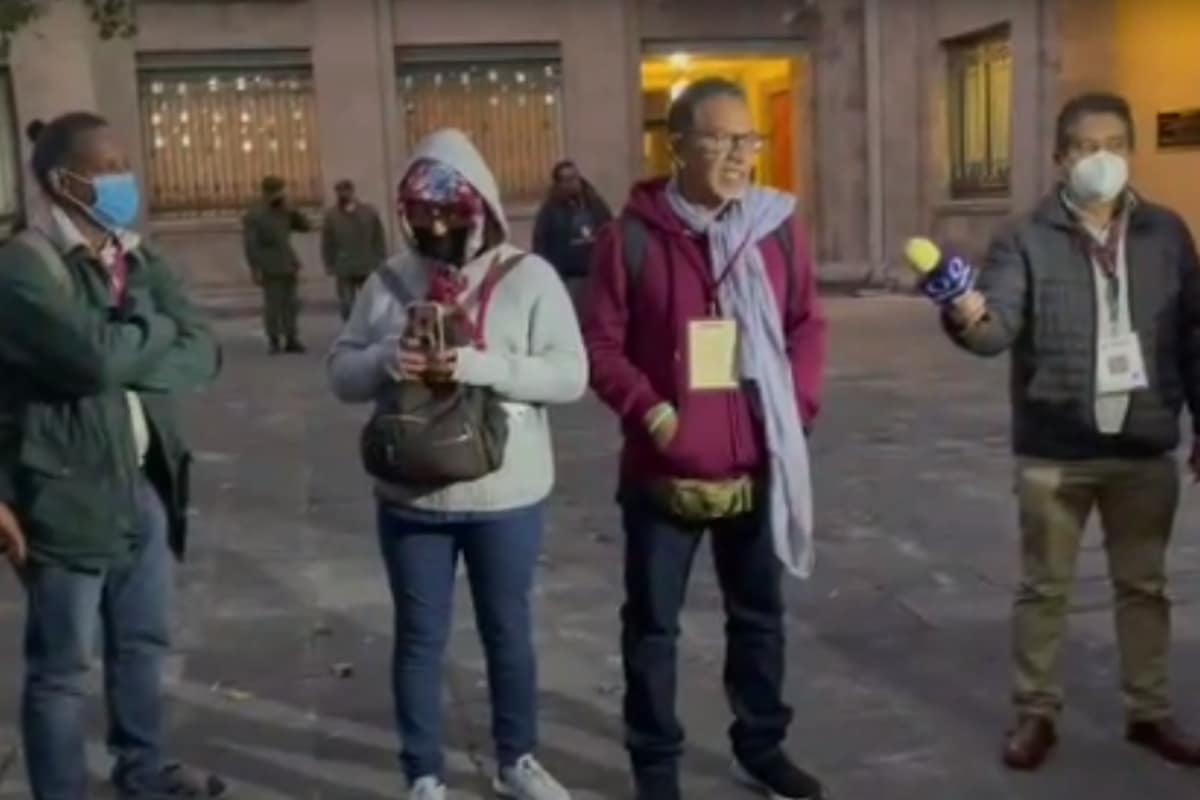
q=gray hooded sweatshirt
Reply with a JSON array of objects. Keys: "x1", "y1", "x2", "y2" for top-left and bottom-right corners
[{"x1": 326, "y1": 129, "x2": 588, "y2": 513}]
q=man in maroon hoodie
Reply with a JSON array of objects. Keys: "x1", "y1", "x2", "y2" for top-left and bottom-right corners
[{"x1": 582, "y1": 78, "x2": 827, "y2": 800}]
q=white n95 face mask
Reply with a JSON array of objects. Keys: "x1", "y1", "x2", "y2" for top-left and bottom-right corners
[{"x1": 1068, "y1": 150, "x2": 1129, "y2": 205}]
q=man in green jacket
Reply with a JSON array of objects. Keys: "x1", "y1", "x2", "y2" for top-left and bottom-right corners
[
  {"x1": 321, "y1": 179, "x2": 387, "y2": 320},
  {"x1": 0, "y1": 112, "x2": 225, "y2": 799},
  {"x1": 242, "y1": 175, "x2": 312, "y2": 353}
]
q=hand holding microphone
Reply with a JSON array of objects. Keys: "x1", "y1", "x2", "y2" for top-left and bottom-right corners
[{"x1": 904, "y1": 237, "x2": 987, "y2": 327}]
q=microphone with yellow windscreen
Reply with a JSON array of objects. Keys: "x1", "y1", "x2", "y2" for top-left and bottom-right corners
[{"x1": 903, "y1": 236, "x2": 977, "y2": 307}]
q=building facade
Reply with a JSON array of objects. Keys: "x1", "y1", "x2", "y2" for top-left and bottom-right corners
[{"x1": 0, "y1": 0, "x2": 1191, "y2": 289}]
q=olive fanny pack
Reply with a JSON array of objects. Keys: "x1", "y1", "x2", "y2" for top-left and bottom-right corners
[{"x1": 646, "y1": 475, "x2": 757, "y2": 522}]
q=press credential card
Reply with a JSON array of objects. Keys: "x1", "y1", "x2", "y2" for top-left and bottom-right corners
[
  {"x1": 688, "y1": 319, "x2": 739, "y2": 391},
  {"x1": 1097, "y1": 331, "x2": 1148, "y2": 395}
]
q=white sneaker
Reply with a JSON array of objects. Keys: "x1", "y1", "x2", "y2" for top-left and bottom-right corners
[
  {"x1": 492, "y1": 754, "x2": 571, "y2": 800},
  {"x1": 409, "y1": 775, "x2": 446, "y2": 800}
]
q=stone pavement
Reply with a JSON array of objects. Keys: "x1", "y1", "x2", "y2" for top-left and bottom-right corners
[{"x1": 2, "y1": 295, "x2": 1200, "y2": 799}]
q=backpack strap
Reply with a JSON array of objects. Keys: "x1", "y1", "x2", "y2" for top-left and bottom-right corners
[
  {"x1": 474, "y1": 251, "x2": 525, "y2": 347},
  {"x1": 12, "y1": 228, "x2": 74, "y2": 294},
  {"x1": 622, "y1": 216, "x2": 649, "y2": 299},
  {"x1": 620, "y1": 213, "x2": 801, "y2": 320}
]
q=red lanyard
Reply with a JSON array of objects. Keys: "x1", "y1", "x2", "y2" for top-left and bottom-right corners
[
  {"x1": 472, "y1": 264, "x2": 504, "y2": 348},
  {"x1": 462, "y1": 253, "x2": 520, "y2": 348},
  {"x1": 97, "y1": 239, "x2": 129, "y2": 303},
  {"x1": 110, "y1": 250, "x2": 129, "y2": 302},
  {"x1": 687, "y1": 231, "x2": 754, "y2": 315}
]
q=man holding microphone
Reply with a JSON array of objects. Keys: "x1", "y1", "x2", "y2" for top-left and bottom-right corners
[{"x1": 918, "y1": 92, "x2": 1200, "y2": 771}]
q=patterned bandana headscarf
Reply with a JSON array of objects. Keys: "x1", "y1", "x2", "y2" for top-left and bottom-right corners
[
  {"x1": 398, "y1": 159, "x2": 483, "y2": 217},
  {"x1": 398, "y1": 159, "x2": 488, "y2": 303}
]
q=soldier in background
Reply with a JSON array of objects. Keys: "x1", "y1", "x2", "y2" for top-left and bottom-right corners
[
  {"x1": 321, "y1": 179, "x2": 387, "y2": 320},
  {"x1": 242, "y1": 175, "x2": 311, "y2": 354}
]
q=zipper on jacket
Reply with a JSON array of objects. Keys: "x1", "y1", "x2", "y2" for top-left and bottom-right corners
[{"x1": 1082, "y1": 239, "x2": 1100, "y2": 432}]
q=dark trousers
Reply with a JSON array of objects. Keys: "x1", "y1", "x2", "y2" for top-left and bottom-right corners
[
  {"x1": 261, "y1": 275, "x2": 300, "y2": 343},
  {"x1": 621, "y1": 497, "x2": 793, "y2": 778},
  {"x1": 561, "y1": 275, "x2": 588, "y2": 316},
  {"x1": 21, "y1": 478, "x2": 172, "y2": 800},
  {"x1": 335, "y1": 275, "x2": 367, "y2": 321},
  {"x1": 377, "y1": 502, "x2": 543, "y2": 783}
]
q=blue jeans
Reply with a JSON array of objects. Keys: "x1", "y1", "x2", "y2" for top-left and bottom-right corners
[
  {"x1": 21, "y1": 477, "x2": 173, "y2": 800},
  {"x1": 377, "y1": 502, "x2": 543, "y2": 783},
  {"x1": 620, "y1": 496, "x2": 793, "y2": 779}
]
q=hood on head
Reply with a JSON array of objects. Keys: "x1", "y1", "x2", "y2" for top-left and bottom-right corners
[{"x1": 399, "y1": 128, "x2": 508, "y2": 241}]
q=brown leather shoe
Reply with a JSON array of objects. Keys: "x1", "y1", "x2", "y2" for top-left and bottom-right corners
[
  {"x1": 1127, "y1": 718, "x2": 1200, "y2": 766},
  {"x1": 1003, "y1": 715, "x2": 1058, "y2": 770}
]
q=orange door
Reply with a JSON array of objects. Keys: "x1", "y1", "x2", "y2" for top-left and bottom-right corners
[{"x1": 768, "y1": 90, "x2": 794, "y2": 193}]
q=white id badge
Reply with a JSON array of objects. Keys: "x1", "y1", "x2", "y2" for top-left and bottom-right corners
[{"x1": 1097, "y1": 331, "x2": 1148, "y2": 394}]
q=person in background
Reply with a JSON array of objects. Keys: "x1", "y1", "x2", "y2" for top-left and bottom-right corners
[
  {"x1": 242, "y1": 174, "x2": 312, "y2": 354},
  {"x1": 531, "y1": 160, "x2": 611, "y2": 307},
  {"x1": 0, "y1": 113, "x2": 224, "y2": 799},
  {"x1": 321, "y1": 178, "x2": 387, "y2": 320},
  {"x1": 327, "y1": 128, "x2": 586, "y2": 800},
  {"x1": 583, "y1": 78, "x2": 827, "y2": 800},
  {"x1": 941, "y1": 92, "x2": 1200, "y2": 771}
]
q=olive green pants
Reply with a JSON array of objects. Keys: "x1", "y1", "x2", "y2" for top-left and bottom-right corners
[
  {"x1": 261, "y1": 275, "x2": 300, "y2": 343},
  {"x1": 1013, "y1": 456, "x2": 1178, "y2": 721}
]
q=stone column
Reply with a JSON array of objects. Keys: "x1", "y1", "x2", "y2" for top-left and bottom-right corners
[
  {"x1": 877, "y1": 0, "x2": 925, "y2": 286},
  {"x1": 8, "y1": 1, "x2": 102, "y2": 208},
  {"x1": 7, "y1": 2, "x2": 143, "y2": 220},
  {"x1": 560, "y1": 0, "x2": 640, "y2": 208},
  {"x1": 9, "y1": 1, "x2": 101, "y2": 126},
  {"x1": 91, "y1": 35, "x2": 144, "y2": 195},
  {"x1": 311, "y1": 0, "x2": 397, "y2": 247},
  {"x1": 812, "y1": 0, "x2": 870, "y2": 269}
]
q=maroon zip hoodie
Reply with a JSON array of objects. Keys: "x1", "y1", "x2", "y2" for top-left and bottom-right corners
[{"x1": 582, "y1": 178, "x2": 827, "y2": 486}]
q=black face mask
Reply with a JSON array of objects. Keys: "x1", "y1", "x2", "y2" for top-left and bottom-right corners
[
  {"x1": 412, "y1": 226, "x2": 470, "y2": 266},
  {"x1": 269, "y1": 195, "x2": 286, "y2": 208}
]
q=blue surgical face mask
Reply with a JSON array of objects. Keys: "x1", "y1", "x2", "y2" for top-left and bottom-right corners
[
  {"x1": 63, "y1": 169, "x2": 141, "y2": 230},
  {"x1": 90, "y1": 172, "x2": 141, "y2": 229}
]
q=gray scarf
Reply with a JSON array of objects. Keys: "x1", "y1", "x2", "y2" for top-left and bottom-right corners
[{"x1": 666, "y1": 180, "x2": 815, "y2": 578}]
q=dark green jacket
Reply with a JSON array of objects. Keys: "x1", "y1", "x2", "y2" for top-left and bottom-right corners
[
  {"x1": 321, "y1": 203, "x2": 386, "y2": 278},
  {"x1": 242, "y1": 202, "x2": 312, "y2": 279},
  {"x1": 945, "y1": 190, "x2": 1200, "y2": 460},
  {"x1": 0, "y1": 234, "x2": 221, "y2": 570}
]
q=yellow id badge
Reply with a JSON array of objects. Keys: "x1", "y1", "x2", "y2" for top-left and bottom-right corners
[{"x1": 687, "y1": 319, "x2": 739, "y2": 391}]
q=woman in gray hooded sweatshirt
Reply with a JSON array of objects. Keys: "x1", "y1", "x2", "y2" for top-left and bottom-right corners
[{"x1": 327, "y1": 129, "x2": 586, "y2": 800}]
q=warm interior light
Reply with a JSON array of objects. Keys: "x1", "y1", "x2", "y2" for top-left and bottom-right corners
[{"x1": 668, "y1": 52, "x2": 691, "y2": 70}]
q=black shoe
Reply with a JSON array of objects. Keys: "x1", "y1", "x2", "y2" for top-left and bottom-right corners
[
  {"x1": 268, "y1": 339, "x2": 281, "y2": 355},
  {"x1": 732, "y1": 753, "x2": 824, "y2": 799},
  {"x1": 117, "y1": 763, "x2": 229, "y2": 799},
  {"x1": 284, "y1": 340, "x2": 306, "y2": 354},
  {"x1": 633, "y1": 769, "x2": 681, "y2": 800}
]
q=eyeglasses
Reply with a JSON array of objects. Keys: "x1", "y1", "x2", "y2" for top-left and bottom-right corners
[{"x1": 689, "y1": 130, "x2": 766, "y2": 156}]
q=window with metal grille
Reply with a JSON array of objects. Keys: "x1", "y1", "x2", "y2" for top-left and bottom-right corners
[
  {"x1": 945, "y1": 27, "x2": 1012, "y2": 199},
  {"x1": 0, "y1": 68, "x2": 20, "y2": 235},
  {"x1": 137, "y1": 51, "x2": 322, "y2": 218},
  {"x1": 397, "y1": 47, "x2": 564, "y2": 206}
]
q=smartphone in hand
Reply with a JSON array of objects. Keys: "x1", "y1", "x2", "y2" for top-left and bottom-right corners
[{"x1": 407, "y1": 302, "x2": 446, "y2": 353}]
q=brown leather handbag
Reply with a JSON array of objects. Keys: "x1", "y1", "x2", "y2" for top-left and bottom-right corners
[{"x1": 360, "y1": 253, "x2": 523, "y2": 487}]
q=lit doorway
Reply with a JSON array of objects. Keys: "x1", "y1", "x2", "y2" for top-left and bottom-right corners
[{"x1": 641, "y1": 49, "x2": 812, "y2": 202}]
